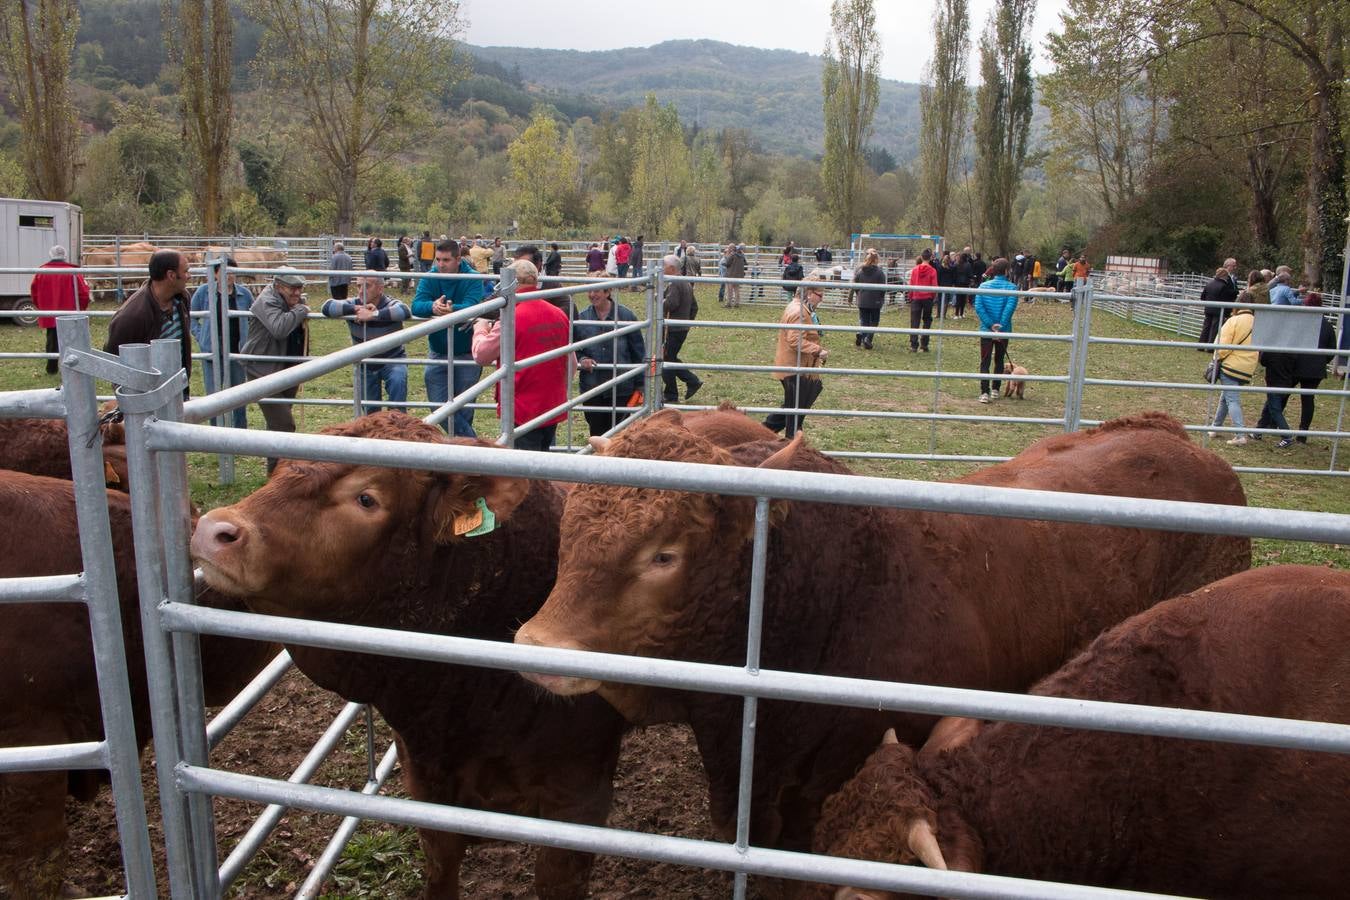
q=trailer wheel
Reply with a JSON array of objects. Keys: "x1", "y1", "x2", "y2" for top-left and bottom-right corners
[{"x1": 2, "y1": 297, "x2": 39, "y2": 327}]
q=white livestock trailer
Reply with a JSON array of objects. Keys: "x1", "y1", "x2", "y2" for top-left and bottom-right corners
[{"x1": 0, "y1": 197, "x2": 83, "y2": 326}]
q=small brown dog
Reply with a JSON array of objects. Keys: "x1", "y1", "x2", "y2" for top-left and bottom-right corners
[{"x1": 1003, "y1": 360, "x2": 1028, "y2": 399}]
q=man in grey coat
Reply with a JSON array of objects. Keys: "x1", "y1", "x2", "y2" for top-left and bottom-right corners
[
  {"x1": 329, "y1": 242, "x2": 354, "y2": 299},
  {"x1": 240, "y1": 268, "x2": 311, "y2": 472}
]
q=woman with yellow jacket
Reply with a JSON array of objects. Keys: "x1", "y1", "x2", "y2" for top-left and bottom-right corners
[{"x1": 1209, "y1": 292, "x2": 1258, "y2": 445}]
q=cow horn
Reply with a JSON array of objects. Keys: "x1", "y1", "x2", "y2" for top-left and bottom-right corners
[
  {"x1": 587, "y1": 436, "x2": 612, "y2": 454},
  {"x1": 882, "y1": 727, "x2": 899, "y2": 745},
  {"x1": 758, "y1": 432, "x2": 805, "y2": 470},
  {"x1": 906, "y1": 819, "x2": 948, "y2": 870}
]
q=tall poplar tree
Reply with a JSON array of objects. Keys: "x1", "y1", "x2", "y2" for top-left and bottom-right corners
[
  {"x1": 173, "y1": 0, "x2": 234, "y2": 233},
  {"x1": 918, "y1": 0, "x2": 970, "y2": 233},
  {"x1": 0, "y1": 0, "x2": 79, "y2": 201},
  {"x1": 820, "y1": 0, "x2": 881, "y2": 239},
  {"x1": 973, "y1": 0, "x2": 1035, "y2": 256}
]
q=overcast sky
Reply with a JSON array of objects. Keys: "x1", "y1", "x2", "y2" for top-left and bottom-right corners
[{"x1": 461, "y1": 0, "x2": 1073, "y2": 84}]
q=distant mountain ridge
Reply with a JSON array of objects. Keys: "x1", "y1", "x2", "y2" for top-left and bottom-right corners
[{"x1": 466, "y1": 39, "x2": 924, "y2": 163}]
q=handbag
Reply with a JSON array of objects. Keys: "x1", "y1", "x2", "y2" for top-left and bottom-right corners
[{"x1": 1204, "y1": 358, "x2": 1219, "y2": 384}]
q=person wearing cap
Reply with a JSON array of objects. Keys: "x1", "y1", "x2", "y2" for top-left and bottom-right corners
[
  {"x1": 105, "y1": 249, "x2": 193, "y2": 390},
  {"x1": 190, "y1": 257, "x2": 254, "y2": 428},
  {"x1": 322, "y1": 275, "x2": 410, "y2": 414},
  {"x1": 240, "y1": 267, "x2": 311, "y2": 471},
  {"x1": 31, "y1": 245, "x2": 91, "y2": 375},
  {"x1": 764, "y1": 269, "x2": 828, "y2": 437},
  {"x1": 470, "y1": 259, "x2": 573, "y2": 451}
]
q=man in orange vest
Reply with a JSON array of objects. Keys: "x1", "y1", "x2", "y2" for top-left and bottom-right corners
[{"x1": 471, "y1": 259, "x2": 574, "y2": 451}]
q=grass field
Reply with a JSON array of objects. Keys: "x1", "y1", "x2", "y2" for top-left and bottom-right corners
[
  {"x1": 5, "y1": 284, "x2": 1347, "y2": 895},
  {"x1": 3, "y1": 283, "x2": 1346, "y2": 566}
]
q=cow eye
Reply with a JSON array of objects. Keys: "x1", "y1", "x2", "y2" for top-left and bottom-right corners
[
  {"x1": 651, "y1": 551, "x2": 676, "y2": 566},
  {"x1": 356, "y1": 493, "x2": 377, "y2": 509}
]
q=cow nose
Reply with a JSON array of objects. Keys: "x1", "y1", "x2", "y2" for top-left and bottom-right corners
[{"x1": 190, "y1": 512, "x2": 244, "y2": 562}]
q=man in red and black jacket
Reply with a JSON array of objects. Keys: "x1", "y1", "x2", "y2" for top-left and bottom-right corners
[
  {"x1": 30, "y1": 245, "x2": 91, "y2": 374},
  {"x1": 907, "y1": 248, "x2": 939, "y2": 352}
]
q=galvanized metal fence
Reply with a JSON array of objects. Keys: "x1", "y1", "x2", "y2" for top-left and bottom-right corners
[
  {"x1": 7, "y1": 267, "x2": 1350, "y2": 896},
  {"x1": 49, "y1": 311, "x2": 1350, "y2": 897}
]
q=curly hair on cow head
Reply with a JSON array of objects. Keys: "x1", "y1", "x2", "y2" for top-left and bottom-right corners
[
  {"x1": 813, "y1": 738, "x2": 939, "y2": 869},
  {"x1": 1090, "y1": 411, "x2": 1187, "y2": 440}
]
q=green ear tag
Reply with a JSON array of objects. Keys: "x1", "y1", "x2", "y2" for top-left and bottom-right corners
[{"x1": 463, "y1": 496, "x2": 496, "y2": 538}]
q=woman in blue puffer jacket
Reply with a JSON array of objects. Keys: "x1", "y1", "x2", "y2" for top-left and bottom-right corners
[{"x1": 974, "y1": 257, "x2": 1019, "y2": 403}]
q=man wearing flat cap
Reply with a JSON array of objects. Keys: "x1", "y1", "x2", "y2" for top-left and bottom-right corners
[{"x1": 240, "y1": 267, "x2": 311, "y2": 472}]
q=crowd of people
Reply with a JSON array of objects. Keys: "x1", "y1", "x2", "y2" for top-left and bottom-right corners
[{"x1": 25, "y1": 236, "x2": 1344, "y2": 456}]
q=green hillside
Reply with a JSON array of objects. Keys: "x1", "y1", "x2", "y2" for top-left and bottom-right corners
[{"x1": 468, "y1": 39, "x2": 924, "y2": 162}]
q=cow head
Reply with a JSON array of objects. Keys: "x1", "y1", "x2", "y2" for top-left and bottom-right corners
[
  {"x1": 190, "y1": 412, "x2": 531, "y2": 620},
  {"x1": 514, "y1": 417, "x2": 795, "y2": 721},
  {"x1": 809, "y1": 729, "x2": 984, "y2": 900}
]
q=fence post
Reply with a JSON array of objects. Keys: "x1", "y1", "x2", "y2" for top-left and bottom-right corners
[
  {"x1": 500, "y1": 276, "x2": 517, "y2": 448},
  {"x1": 1065, "y1": 282, "x2": 1094, "y2": 432},
  {"x1": 653, "y1": 266, "x2": 667, "y2": 411},
  {"x1": 116, "y1": 340, "x2": 199, "y2": 899},
  {"x1": 114, "y1": 235, "x2": 124, "y2": 303},
  {"x1": 150, "y1": 337, "x2": 221, "y2": 898},
  {"x1": 213, "y1": 257, "x2": 237, "y2": 484},
  {"x1": 731, "y1": 496, "x2": 771, "y2": 900},
  {"x1": 54, "y1": 317, "x2": 159, "y2": 899}
]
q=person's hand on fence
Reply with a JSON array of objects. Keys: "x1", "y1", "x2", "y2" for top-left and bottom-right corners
[
  {"x1": 431, "y1": 296, "x2": 451, "y2": 316},
  {"x1": 354, "y1": 304, "x2": 377, "y2": 323},
  {"x1": 581, "y1": 358, "x2": 596, "y2": 372}
]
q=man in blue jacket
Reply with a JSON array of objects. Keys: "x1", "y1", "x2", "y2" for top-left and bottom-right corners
[
  {"x1": 974, "y1": 257, "x2": 1019, "y2": 403},
  {"x1": 190, "y1": 256, "x2": 254, "y2": 428},
  {"x1": 412, "y1": 240, "x2": 486, "y2": 436},
  {"x1": 322, "y1": 275, "x2": 410, "y2": 414}
]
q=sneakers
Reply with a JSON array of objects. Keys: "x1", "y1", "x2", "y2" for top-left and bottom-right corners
[
  {"x1": 1276, "y1": 437, "x2": 1295, "y2": 448},
  {"x1": 979, "y1": 393, "x2": 991, "y2": 404},
  {"x1": 1226, "y1": 435, "x2": 1249, "y2": 446}
]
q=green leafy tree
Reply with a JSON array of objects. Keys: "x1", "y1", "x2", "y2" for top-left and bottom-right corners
[
  {"x1": 717, "y1": 128, "x2": 764, "y2": 238},
  {"x1": 974, "y1": 0, "x2": 1036, "y2": 256},
  {"x1": 246, "y1": 0, "x2": 466, "y2": 233},
  {"x1": 507, "y1": 109, "x2": 582, "y2": 234},
  {"x1": 0, "y1": 0, "x2": 79, "y2": 200},
  {"x1": 918, "y1": 0, "x2": 970, "y2": 232},
  {"x1": 820, "y1": 0, "x2": 881, "y2": 239},
  {"x1": 626, "y1": 95, "x2": 691, "y2": 235},
  {"x1": 1042, "y1": 0, "x2": 1163, "y2": 219},
  {"x1": 168, "y1": 0, "x2": 233, "y2": 232}
]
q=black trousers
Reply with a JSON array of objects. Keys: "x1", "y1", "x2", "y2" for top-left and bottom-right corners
[
  {"x1": 662, "y1": 328, "x2": 699, "y2": 400},
  {"x1": 979, "y1": 338, "x2": 1008, "y2": 395},
  {"x1": 909, "y1": 300, "x2": 934, "y2": 349},
  {"x1": 584, "y1": 382, "x2": 642, "y2": 437},
  {"x1": 331, "y1": 284, "x2": 349, "y2": 300},
  {"x1": 45, "y1": 327, "x2": 59, "y2": 374},
  {"x1": 763, "y1": 375, "x2": 823, "y2": 437},
  {"x1": 513, "y1": 424, "x2": 557, "y2": 452},
  {"x1": 954, "y1": 292, "x2": 968, "y2": 317},
  {"x1": 856, "y1": 307, "x2": 881, "y2": 346},
  {"x1": 1198, "y1": 307, "x2": 1229, "y2": 348},
  {"x1": 1295, "y1": 377, "x2": 1323, "y2": 437}
]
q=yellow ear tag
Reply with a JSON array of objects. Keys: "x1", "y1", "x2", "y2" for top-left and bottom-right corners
[{"x1": 453, "y1": 497, "x2": 497, "y2": 538}]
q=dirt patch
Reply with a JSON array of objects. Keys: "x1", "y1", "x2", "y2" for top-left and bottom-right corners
[{"x1": 63, "y1": 669, "x2": 734, "y2": 897}]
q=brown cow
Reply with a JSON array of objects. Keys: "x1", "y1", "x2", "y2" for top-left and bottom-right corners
[
  {"x1": 0, "y1": 418, "x2": 131, "y2": 490},
  {"x1": 81, "y1": 242, "x2": 158, "y2": 268},
  {"x1": 676, "y1": 401, "x2": 780, "y2": 448},
  {"x1": 0, "y1": 471, "x2": 278, "y2": 899},
  {"x1": 811, "y1": 565, "x2": 1350, "y2": 900},
  {"x1": 513, "y1": 412, "x2": 1251, "y2": 856},
  {"x1": 190, "y1": 411, "x2": 627, "y2": 900}
]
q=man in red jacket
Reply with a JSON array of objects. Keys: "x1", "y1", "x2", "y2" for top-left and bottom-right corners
[
  {"x1": 30, "y1": 246, "x2": 91, "y2": 374},
  {"x1": 907, "y1": 248, "x2": 939, "y2": 352}
]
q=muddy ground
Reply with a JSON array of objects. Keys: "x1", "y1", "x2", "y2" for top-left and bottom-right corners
[{"x1": 64, "y1": 668, "x2": 743, "y2": 898}]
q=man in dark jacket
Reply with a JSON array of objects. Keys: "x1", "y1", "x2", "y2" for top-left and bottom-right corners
[
  {"x1": 105, "y1": 249, "x2": 194, "y2": 391},
  {"x1": 1198, "y1": 265, "x2": 1239, "y2": 349},
  {"x1": 662, "y1": 254, "x2": 702, "y2": 403},
  {"x1": 782, "y1": 253, "x2": 804, "y2": 297},
  {"x1": 575, "y1": 285, "x2": 646, "y2": 436}
]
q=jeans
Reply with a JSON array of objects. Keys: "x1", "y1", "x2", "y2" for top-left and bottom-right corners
[
  {"x1": 979, "y1": 338, "x2": 1008, "y2": 395},
  {"x1": 856, "y1": 307, "x2": 881, "y2": 347},
  {"x1": 1211, "y1": 373, "x2": 1246, "y2": 430},
  {"x1": 763, "y1": 375, "x2": 823, "y2": 437},
  {"x1": 617, "y1": 263, "x2": 629, "y2": 278},
  {"x1": 426, "y1": 351, "x2": 482, "y2": 437},
  {"x1": 358, "y1": 360, "x2": 409, "y2": 414},
  {"x1": 202, "y1": 359, "x2": 249, "y2": 429}
]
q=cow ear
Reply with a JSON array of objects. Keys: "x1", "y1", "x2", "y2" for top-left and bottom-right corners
[
  {"x1": 917, "y1": 717, "x2": 983, "y2": 767},
  {"x1": 430, "y1": 472, "x2": 532, "y2": 545},
  {"x1": 751, "y1": 433, "x2": 802, "y2": 528}
]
